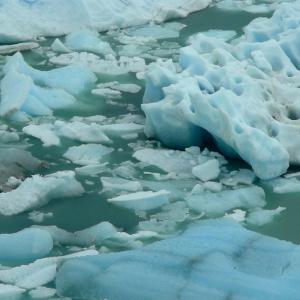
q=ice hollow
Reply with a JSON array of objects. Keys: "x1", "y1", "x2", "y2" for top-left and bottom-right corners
[{"x1": 142, "y1": 1, "x2": 300, "y2": 179}]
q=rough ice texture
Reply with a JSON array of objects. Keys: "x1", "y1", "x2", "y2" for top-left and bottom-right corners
[
  {"x1": 0, "y1": 228, "x2": 53, "y2": 265},
  {"x1": 142, "y1": 1, "x2": 300, "y2": 180},
  {"x1": 0, "y1": 53, "x2": 96, "y2": 120},
  {"x1": 0, "y1": 0, "x2": 211, "y2": 43},
  {"x1": 0, "y1": 171, "x2": 84, "y2": 216},
  {"x1": 56, "y1": 219, "x2": 300, "y2": 300}
]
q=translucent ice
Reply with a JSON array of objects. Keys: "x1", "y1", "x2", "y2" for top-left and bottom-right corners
[
  {"x1": 56, "y1": 219, "x2": 300, "y2": 300},
  {"x1": 0, "y1": 228, "x2": 53, "y2": 265}
]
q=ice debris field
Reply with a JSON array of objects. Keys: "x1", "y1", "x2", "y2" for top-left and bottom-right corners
[{"x1": 0, "y1": 0, "x2": 300, "y2": 299}]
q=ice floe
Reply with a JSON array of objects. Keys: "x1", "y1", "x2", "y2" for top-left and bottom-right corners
[
  {"x1": 0, "y1": 53, "x2": 96, "y2": 120},
  {"x1": 63, "y1": 144, "x2": 113, "y2": 165},
  {"x1": 0, "y1": 171, "x2": 84, "y2": 216},
  {"x1": 107, "y1": 190, "x2": 170, "y2": 212}
]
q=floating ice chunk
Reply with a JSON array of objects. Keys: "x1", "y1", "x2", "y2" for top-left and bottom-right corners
[
  {"x1": 186, "y1": 186, "x2": 266, "y2": 216},
  {"x1": 199, "y1": 30, "x2": 237, "y2": 41},
  {"x1": 29, "y1": 287, "x2": 56, "y2": 299},
  {"x1": 133, "y1": 147, "x2": 202, "y2": 175},
  {"x1": 0, "y1": 250, "x2": 98, "y2": 290},
  {"x1": 36, "y1": 222, "x2": 157, "y2": 250},
  {"x1": 224, "y1": 209, "x2": 246, "y2": 222},
  {"x1": 0, "y1": 228, "x2": 53, "y2": 265},
  {"x1": 28, "y1": 211, "x2": 54, "y2": 223},
  {"x1": 56, "y1": 219, "x2": 300, "y2": 300},
  {"x1": 50, "y1": 52, "x2": 146, "y2": 75},
  {"x1": 101, "y1": 123, "x2": 144, "y2": 138},
  {"x1": 5, "y1": 177, "x2": 22, "y2": 189},
  {"x1": 107, "y1": 190, "x2": 170, "y2": 212},
  {"x1": 192, "y1": 159, "x2": 220, "y2": 181},
  {"x1": 222, "y1": 169, "x2": 256, "y2": 187},
  {"x1": 0, "y1": 42, "x2": 39, "y2": 55},
  {"x1": 202, "y1": 181, "x2": 223, "y2": 192},
  {"x1": 262, "y1": 177, "x2": 300, "y2": 194},
  {"x1": 54, "y1": 121, "x2": 111, "y2": 144},
  {"x1": 0, "y1": 171, "x2": 84, "y2": 216},
  {"x1": 0, "y1": 284, "x2": 25, "y2": 299},
  {"x1": 101, "y1": 177, "x2": 142, "y2": 193},
  {"x1": 110, "y1": 83, "x2": 141, "y2": 94},
  {"x1": 75, "y1": 163, "x2": 108, "y2": 177},
  {"x1": 51, "y1": 38, "x2": 71, "y2": 54},
  {"x1": 247, "y1": 207, "x2": 286, "y2": 226},
  {"x1": 65, "y1": 30, "x2": 114, "y2": 55},
  {"x1": 127, "y1": 22, "x2": 185, "y2": 40},
  {"x1": 91, "y1": 88, "x2": 122, "y2": 99},
  {"x1": 0, "y1": 1, "x2": 210, "y2": 43},
  {"x1": 23, "y1": 124, "x2": 60, "y2": 147},
  {"x1": 0, "y1": 53, "x2": 96, "y2": 118},
  {"x1": 63, "y1": 144, "x2": 113, "y2": 165}
]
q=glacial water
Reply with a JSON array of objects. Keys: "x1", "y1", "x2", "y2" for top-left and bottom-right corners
[{"x1": 0, "y1": 5, "x2": 300, "y2": 299}]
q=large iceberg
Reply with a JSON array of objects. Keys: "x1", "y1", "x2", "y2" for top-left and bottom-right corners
[
  {"x1": 142, "y1": 1, "x2": 300, "y2": 179},
  {"x1": 0, "y1": 0, "x2": 211, "y2": 43},
  {"x1": 56, "y1": 219, "x2": 300, "y2": 300}
]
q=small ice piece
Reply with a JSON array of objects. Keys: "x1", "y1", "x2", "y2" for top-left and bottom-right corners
[
  {"x1": 0, "y1": 250, "x2": 98, "y2": 290},
  {"x1": 28, "y1": 211, "x2": 53, "y2": 223},
  {"x1": 107, "y1": 190, "x2": 170, "y2": 211},
  {"x1": 65, "y1": 30, "x2": 114, "y2": 55},
  {"x1": 23, "y1": 124, "x2": 60, "y2": 147},
  {"x1": 29, "y1": 287, "x2": 56, "y2": 299},
  {"x1": 263, "y1": 177, "x2": 300, "y2": 194},
  {"x1": 247, "y1": 207, "x2": 286, "y2": 226},
  {"x1": 203, "y1": 181, "x2": 223, "y2": 192},
  {"x1": 0, "y1": 284, "x2": 25, "y2": 299},
  {"x1": 110, "y1": 83, "x2": 141, "y2": 94},
  {"x1": 63, "y1": 144, "x2": 113, "y2": 165},
  {"x1": 51, "y1": 38, "x2": 71, "y2": 53},
  {"x1": 75, "y1": 163, "x2": 108, "y2": 177},
  {"x1": 0, "y1": 42, "x2": 39, "y2": 55},
  {"x1": 224, "y1": 209, "x2": 246, "y2": 222},
  {"x1": 199, "y1": 30, "x2": 237, "y2": 41},
  {"x1": 127, "y1": 22, "x2": 185, "y2": 40},
  {"x1": 222, "y1": 169, "x2": 256, "y2": 186},
  {"x1": 285, "y1": 172, "x2": 300, "y2": 179},
  {"x1": 101, "y1": 123, "x2": 144, "y2": 138},
  {"x1": 192, "y1": 159, "x2": 220, "y2": 181},
  {"x1": 0, "y1": 228, "x2": 53, "y2": 265},
  {"x1": 50, "y1": 52, "x2": 146, "y2": 75},
  {"x1": 0, "y1": 171, "x2": 84, "y2": 216},
  {"x1": 133, "y1": 147, "x2": 201, "y2": 175},
  {"x1": 54, "y1": 121, "x2": 111, "y2": 144},
  {"x1": 101, "y1": 177, "x2": 142, "y2": 193},
  {"x1": 91, "y1": 88, "x2": 122, "y2": 99},
  {"x1": 186, "y1": 186, "x2": 266, "y2": 216},
  {"x1": 6, "y1": 177, "x2": 22, "y2": 189}
]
